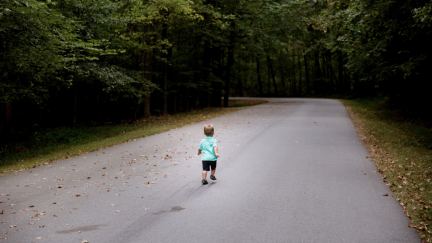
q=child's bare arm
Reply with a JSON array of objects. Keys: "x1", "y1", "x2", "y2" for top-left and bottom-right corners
[
  {"x1": 214, "y1": 146, "x2": 220, "y2": 158},
  {"x1": 197, "y1": 149, "x2": 201, "y2": 155}
]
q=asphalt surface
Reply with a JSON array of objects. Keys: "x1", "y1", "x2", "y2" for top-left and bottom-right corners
[{"x1": 0, "y1": 98, "x2": 419, "y2": 243}]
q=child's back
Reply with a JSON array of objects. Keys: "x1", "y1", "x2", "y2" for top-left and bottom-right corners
[{"x1": 198, "y1": 124, "x2": 219, "y2": 185}]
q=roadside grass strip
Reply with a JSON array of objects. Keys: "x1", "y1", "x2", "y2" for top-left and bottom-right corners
[
  {"x1": 344, "y1": 99, "x2": 432, "y2": 242},
  {"x1": 0, "y1": 99, "x2": 267, "y2": 174}
]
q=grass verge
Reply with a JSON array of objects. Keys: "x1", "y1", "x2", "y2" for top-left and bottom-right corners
[
  {"x1": 0, "y1": 99, "x2": 267, "y2": 174},
  {"x1": 343, "y1": 98, "x2": 432, "y2": 242}
]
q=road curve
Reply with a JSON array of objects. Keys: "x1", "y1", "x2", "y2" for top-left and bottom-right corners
[{"x1": 0, "y1": 98, "x2": 419, "y2": 243}]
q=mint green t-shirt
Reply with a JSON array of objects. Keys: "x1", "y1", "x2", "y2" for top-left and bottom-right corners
[{"x1": 199, "y1": 136, "x2": 218, "y2": 161}]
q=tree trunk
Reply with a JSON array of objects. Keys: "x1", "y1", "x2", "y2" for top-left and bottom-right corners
[
  {"x1": 278, "y1": 56, "x2": 286, "y2": 96},
  {"x1": 224, "y1": 22, "x2": 235, "y2": 108},
  {"x1": 290, "y1": 53, "x2": 297, "y2": 96},
  {"x1": 256, "y1": 57, "x2": 263, "y2": 96},
  {"x1": 337, "y1": 51, "x2": 346, "y2": 93},
  {"x1": 303, "y1": 51, "x2": 311, "y2": 95},
  {"x1": 321, "y1": 52, "x2": 328, "y2": 83},
  {"x1": 267, "y1": 56, "x2": 278, "y2": 95},
  {"x1": 326, "y1": 52, "x2": 335, "y2": 92},
  {"x1": 162, "y1": 69, "x2": 168, "y2": 114},
  {"x1": 286, "y1": 58, "x2": 293, "y2": 97},
  {"x1": 296, "y1": 51, "x2": 303, "y2": 95},
  {"x1": 224, "y1": 45, "x2": 233, "y2": 107},
  {"x1": 314, "y1": 50, "x2": 322, "y2": 93},
  {"x1": 161, "y1": 21, "x2": 169, "y2": 115},
  {"x1": 202, "y1": 43, "x2": 211, "y2": 107}
]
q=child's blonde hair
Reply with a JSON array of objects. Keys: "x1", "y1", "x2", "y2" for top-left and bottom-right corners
[{"x1": 204, "y1": 124, "x2": 214, "y2": 136}]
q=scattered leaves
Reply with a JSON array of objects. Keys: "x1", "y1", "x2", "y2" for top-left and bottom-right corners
[{"x1": 345, "y1": 100, "x2": 432, "y2": 242}]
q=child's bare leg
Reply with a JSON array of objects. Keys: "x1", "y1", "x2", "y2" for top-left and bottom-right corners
[
  {"x1": 202, "y1": 171, "x2": 208, "y2": 180},
  {"x1": 210, "y1": 169, "x2": 217, "y2": 180}
]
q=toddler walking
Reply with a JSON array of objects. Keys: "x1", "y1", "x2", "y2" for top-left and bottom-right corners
[{"x1": 198, "y1": 124, "x2": 219, "y2": 185}]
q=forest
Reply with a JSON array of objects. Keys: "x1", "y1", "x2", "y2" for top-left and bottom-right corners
[{"x1": 1, "y1": 0, "x2": 431, "y2": 139}]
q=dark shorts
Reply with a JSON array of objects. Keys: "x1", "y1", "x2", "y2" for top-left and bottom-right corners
[{"x1": 202, "y1": 160, "x2": 217, "y2": 171}]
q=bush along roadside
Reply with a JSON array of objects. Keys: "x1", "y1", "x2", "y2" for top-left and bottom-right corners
[{"x1": 344, "y1": 99, "x2": 432, "y2": 242}]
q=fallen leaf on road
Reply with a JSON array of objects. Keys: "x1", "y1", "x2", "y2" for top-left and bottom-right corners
[{"x1": 32, "y1": 212, "x2": 46, "y2": 219}]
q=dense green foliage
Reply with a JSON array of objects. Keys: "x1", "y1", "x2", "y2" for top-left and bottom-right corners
[{"x1": 1, "y1": 0, "x2": 431, "y2": 137}]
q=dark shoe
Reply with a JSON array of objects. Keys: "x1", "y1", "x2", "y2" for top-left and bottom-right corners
[
  {"x1": 202, "y1": 179, "x2": 208, "y2": 185},
  {"x1": 210, "y1": 175, "x2": 217, "y2": 181}
]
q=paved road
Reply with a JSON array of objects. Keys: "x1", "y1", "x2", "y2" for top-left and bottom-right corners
[{"x1": 0, "y1": 98, "x2": 418, "y2": 243}]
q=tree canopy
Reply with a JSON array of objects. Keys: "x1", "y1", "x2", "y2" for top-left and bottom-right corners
[{"x1": 1, "y1": 0, "x2": 431, "y2": 137}]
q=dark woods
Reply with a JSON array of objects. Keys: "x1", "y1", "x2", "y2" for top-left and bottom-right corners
[{"x1": 1, "y1": 0, "x2": 431, "y2": 140}]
